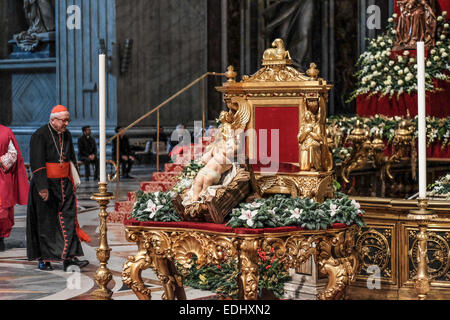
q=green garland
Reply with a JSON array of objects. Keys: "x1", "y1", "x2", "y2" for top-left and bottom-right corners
[
  {"x1": 348, "y1": 11, "x2": 450, "y2": 101},
  {"x1": 328, "y1": 115, "x2": 450, "y2": 148},
  {"x1": 180, "y1": 257, "x2": 240, "y2": 299},
  {"x1": 130, "y1": 190, "x2": 180, "y2": 222},
  {"x1": 226, "y1": 194, "x2": 365, "y2": 230},
  {"x1": 178, "y1": 251, "x2": 291, "y2": 299}
]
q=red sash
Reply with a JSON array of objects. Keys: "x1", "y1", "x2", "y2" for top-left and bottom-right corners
[{"x1": 46, "y1": 162, "x2": 70, "y2": 179}]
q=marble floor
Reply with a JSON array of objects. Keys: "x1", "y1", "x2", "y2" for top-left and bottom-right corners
[{"x1": 0, "y1": 165, "x2": 215, "y2": 300}]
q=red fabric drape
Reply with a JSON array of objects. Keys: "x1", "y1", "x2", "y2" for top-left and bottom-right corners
[
  {"x1": 356, "y1": 79, "x2": 450, "y2": 118},
  {"x1": 123, "y1": 219, "x2": 348, "y2": 234},
  {"x1": 0, "y1": 125, "x2": 29, "y2": 208}
]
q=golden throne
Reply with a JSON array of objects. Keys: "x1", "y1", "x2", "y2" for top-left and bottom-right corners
[{"x1": 216, "y1": 39, "x2": 335, "y2": 203}]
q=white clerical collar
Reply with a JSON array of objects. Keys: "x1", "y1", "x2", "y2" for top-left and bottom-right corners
[{"x1": 49, "y1": 122, "x2": 63, "y2": 135}]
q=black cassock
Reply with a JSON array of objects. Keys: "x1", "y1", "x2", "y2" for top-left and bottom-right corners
[{"x1": 26, "y1": 124, "x2": 84, "y2": 261}]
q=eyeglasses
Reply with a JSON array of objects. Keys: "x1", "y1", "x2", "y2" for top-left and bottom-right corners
[{"x1": 55, "y1": 118, "x2": 71, "y2": 124}]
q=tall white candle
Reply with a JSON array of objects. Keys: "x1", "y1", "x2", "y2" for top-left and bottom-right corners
[
  {"x1": 417, "y1": 42, "x2": 427, "y2": 199},
  {"x1": 99, "y1": 54, "x2": 107, "y2": 183}
]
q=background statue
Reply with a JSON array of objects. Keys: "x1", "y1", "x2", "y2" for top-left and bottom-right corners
[
  {"x1": 23, "y1": 0, "x2": 55, "y2": 34},
  {"x1": 15, "y1": 0, "x2": 55, "y2": 52},
  {"x1": 395, "y1": 0, "x2": 437, "y2": 49},
  {"x1": 262, "y1": 0, "x2": 314, "y2": 69}
]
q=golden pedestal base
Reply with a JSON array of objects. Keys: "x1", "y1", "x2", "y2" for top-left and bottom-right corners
[
  {"x1": 91, "y1": 182, "x2": 115, "y2": 300},
  {"x1": 407, "y1": 199, "x2": 438, "y2": 300},
  {"x1": 256, "y1": 171, "x2": 334, "y2": 203},
  {"x1": 122, "y1": 224, "x2": 360, "y2": 300}
]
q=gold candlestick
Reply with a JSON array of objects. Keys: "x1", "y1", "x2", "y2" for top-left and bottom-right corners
[
  {"x1": 91, "y1": 182, "x2": 115, "y2": 300},
  {"x1": 407, "y1": 198, "x2": 438, "y2": 300}
]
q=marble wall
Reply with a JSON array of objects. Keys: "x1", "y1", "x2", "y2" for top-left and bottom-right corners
[{"x1": 116, "y1": 0, "x2": 216, "y2": 129}]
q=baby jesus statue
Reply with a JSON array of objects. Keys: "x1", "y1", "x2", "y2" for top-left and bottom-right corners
[{"x1": 191, "y1": 125, "x2": 238, "y2": 202}]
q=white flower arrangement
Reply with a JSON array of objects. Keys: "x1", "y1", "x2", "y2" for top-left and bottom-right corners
[
  {"x1": 428, "y1": 174, "x2": 450, "y2": 199},
  {"x1": 349, "y1": 13, "x2": 450, "y2": 101}
]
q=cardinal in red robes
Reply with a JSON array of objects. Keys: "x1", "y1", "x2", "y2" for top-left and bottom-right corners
[
  {"x1": 0, "y1": 125, "x2": 29, "y2": 252},
  {"x1": 26, "y1": 105, "x2": 90, "y2": 271}
]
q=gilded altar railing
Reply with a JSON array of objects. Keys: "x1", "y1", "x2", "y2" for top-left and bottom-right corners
[{"x1": 348, "y1": 197, "x2": 450, "y2": 300}]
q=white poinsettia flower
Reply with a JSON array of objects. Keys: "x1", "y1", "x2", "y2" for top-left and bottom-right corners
[
  {"x1": 238, "y1": 209, "x2": 258, "y2": 227},
  {"x1": 329, "y1": 204, "x2": 339, "y2": 217},
  {"x1": 388, "y1": 18, "x2": 393, "y2": 23},
  {"x1": 440, "y1": 34, "x2": 446, "y2": 40},
  {"x1": 144, "y1": 199, "x2": 164, "y2": 219},
  {"x1": 393, "y1": 13, "x2": 398, "y2": 18},
  {"x1": 437, "y1": 16, "x2": 443, "y2": 21},
  {"x1": 289, "y1": 208, "x2": 303, "y2": 220},
  {"x1": 351, "y1": 200, "x2": 361, "y2": 210},
  {"x1": 268, "y1": 207, "x2": 278, "y2": 215},
  {"x1": 248, "y1": 201, "x2": 262, "y2": 209}
]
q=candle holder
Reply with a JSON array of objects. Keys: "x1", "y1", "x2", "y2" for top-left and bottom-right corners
[
  {"x1": 91, "y1": 182, "x2": 115, "y2": 300},
  {"x1": 407, "y1": 198, "x2": 438, "y2": 300}
]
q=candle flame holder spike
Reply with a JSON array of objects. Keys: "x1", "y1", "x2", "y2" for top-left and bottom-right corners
[
  {"x1": 407, "y1": 198, "x2": 438, "y2": 300},
  {"x1": 91, "y1": 182, "x2": 115, "y2": 300}
]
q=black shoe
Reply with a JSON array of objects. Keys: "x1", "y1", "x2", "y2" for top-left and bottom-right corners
[
  {"x1": 63, "y1": 257, "x2": 89, "y2": 271},
  {"x1": 38, "y1": 260, "x2": 54, "y2": 271},
  {"x1": 0, "y1": 238, "x2": 5, "y2": 252}
]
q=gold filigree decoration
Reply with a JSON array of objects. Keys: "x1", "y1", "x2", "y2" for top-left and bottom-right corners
[
  {"x1": 356, "y1": 228, "x2": 392, "y2": 278},
  {"x1": 123, "y1": 225, "x2": 360, "y2": 301}
]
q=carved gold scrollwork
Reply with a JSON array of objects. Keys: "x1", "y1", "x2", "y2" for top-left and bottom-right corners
[
  {"x1": 123, "y1": 227, "x2": 360, "y2": 301},
  {"x1": 122, "y1": 230, "x2": 153, "y2": 300},
  {"x1": 385, "y1": 119, "x2": 417, "y2": 180},
  {"x1": 172, "y1": 232, "x2": 209, "y2": 269},
  {"x1": 284, "y1": 235, "x2": 318, "y2": 269},
  {"x1": 238, "y1": 238, "x2": 262, "y2": 300},
  {"x1": 315, "y1": 227, "x2": 360, "y2": 300},
  {"x1": 206, "y1": 236, "x2": 238, "y2": 265}
]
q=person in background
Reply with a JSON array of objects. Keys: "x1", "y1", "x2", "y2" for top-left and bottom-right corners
[
  {"x1": 168, "y1": 123, "x2": 190, "y2": 153},
  {"x1": 0, "y1": 125, "x2": 29, "y2": 252},
  {"x1": 151, "y1": 127, "x2": 168, "y2": 146},
  {"x1": 26, "y1": 105, "x2": 90, "y2": 271},
  {"x1": 112, "y1": 126, "x2": 135, "y2": 179},
  {"x1": 77, "y1": 126, "x2": 99, "y2": 181}
]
